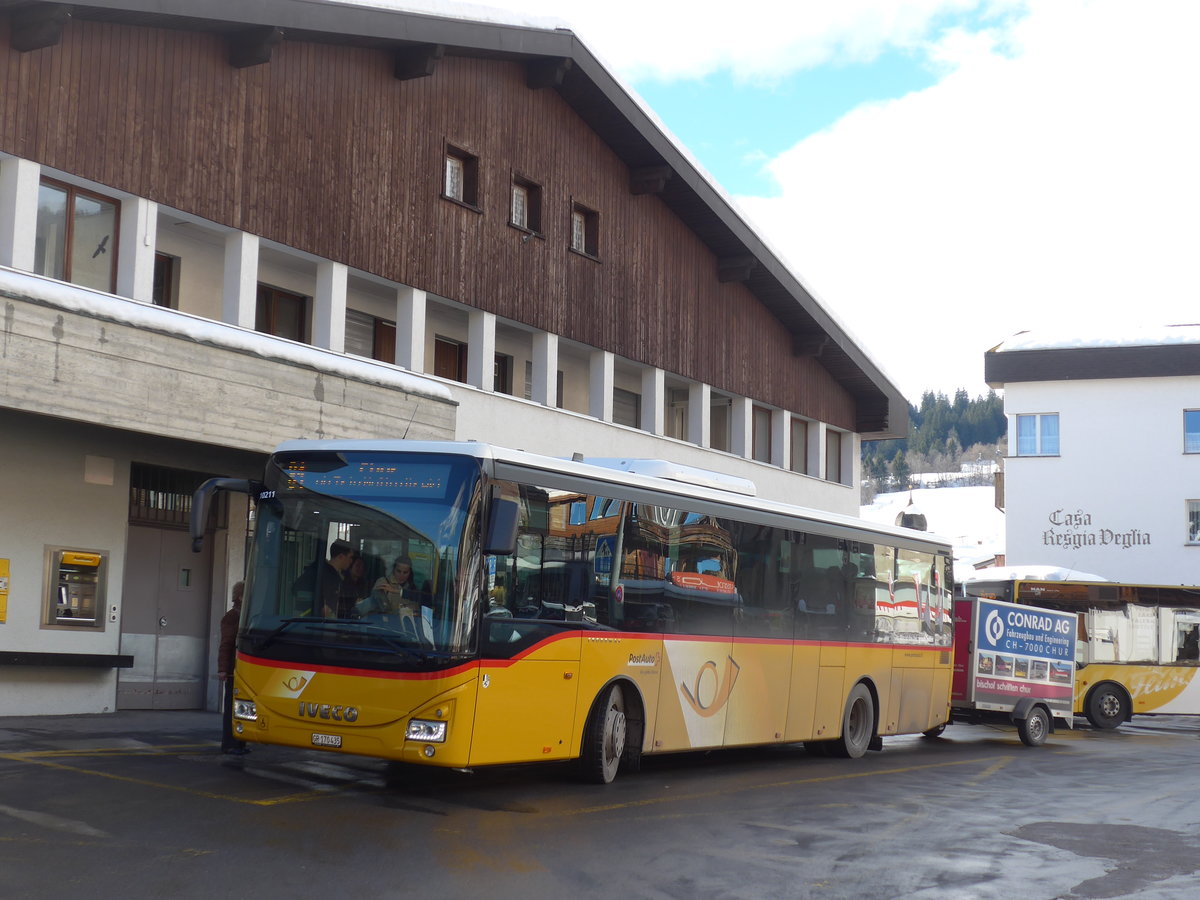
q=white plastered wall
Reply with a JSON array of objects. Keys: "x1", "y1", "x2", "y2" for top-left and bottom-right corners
[
  {"x1": 1003, "y1": 376, "x2": 1200, "y2": 584},
  {"x1": 0, "y1": 411, "x2": 261, "y2": 716}
]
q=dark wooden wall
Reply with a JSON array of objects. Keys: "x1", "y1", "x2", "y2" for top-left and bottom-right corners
[{"x1": 0, "y1": 16, "x2": 857, "y2": 430}]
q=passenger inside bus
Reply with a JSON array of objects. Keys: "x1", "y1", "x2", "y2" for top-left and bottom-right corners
[{"x1": 363, "y1": 555, "x2": 431, "y2": 616}]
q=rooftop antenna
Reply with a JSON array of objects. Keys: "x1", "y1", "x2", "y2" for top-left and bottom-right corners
[{"x1": 401, "y1": 401, "x2": 420, "y2": 439}]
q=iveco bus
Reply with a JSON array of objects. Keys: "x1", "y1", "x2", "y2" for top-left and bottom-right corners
[{"x1": 192, "y1": 441, "x2": 955, "y2": 782}]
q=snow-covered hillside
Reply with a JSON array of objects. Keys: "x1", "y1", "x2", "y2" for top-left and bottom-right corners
[{"x1": 861, "y1": 487, "x2": 1005, "y2": 583}]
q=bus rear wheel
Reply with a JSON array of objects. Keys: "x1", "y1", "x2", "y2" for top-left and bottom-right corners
[
  {"x1": 832, "y1": 683, "x2": 875, "y2": 759},
  {"x1": 1086, "y1": 683, "x2": 1129, "y2": 730},
  {"x1": 581, "y1": 684, "x2": 627, "y2": 784}
]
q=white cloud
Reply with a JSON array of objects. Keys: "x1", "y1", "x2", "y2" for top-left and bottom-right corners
[
  {"x1": 738, "y1": 0, "x2": 1200, "y2": 398},
  {"x1": 335, "y1": 0, "x2": 1011, "y2": 81}
]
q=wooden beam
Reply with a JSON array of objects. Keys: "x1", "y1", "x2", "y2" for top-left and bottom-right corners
[
  {"x1": 394, "y1": 43, "x2": 444, "y2": 81},
  {"x1": 630, "y1": 165, "x2": 673, "y2": 195},
  {"x1": 526, "y1": 57, "x2": 572, "y2": 89},
  {"x1": 228, "y1": 26, "x2": 283, "y2": 69},
  {"x1": 9, "y1": 3, "x2": 72, "y2": 53},
  {"x1": 717, "y1": 255, "x2": 757, "y2": 283}
]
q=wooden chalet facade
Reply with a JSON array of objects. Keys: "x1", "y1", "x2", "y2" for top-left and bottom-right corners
[{"x1": 0, "y1": 0, "x2": 908, "y2": 715}]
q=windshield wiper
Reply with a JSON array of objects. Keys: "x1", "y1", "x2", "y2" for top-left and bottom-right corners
[{"x1": 252, "y1": 617, "x2": 313, "y2": 651}]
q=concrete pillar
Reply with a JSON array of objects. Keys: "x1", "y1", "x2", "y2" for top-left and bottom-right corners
[
  {"x1": 222, "y1": 231, "x2": 259, "y2": 329},
  {"x1": 532, "y1": 332, "x2": 558, "y2": 406},
  {"x1": 313, "y1": 260, "x2": 348, "y2": 352},
  {"x1": 467, "y1": 309, "x2": 496, "y2": 392},
  {"x1": 640, "y1": 367, "x2": 664, "y2": 434},
  {"x1": 116, "y1": 197, "x2": 158, "y2": 303},
  {"x1": 589, "y1": 350, "x2": 614, "y2": 422},
  {"x1": 0, "y1": 156, "x2": 39, "y2": 271},
  {"x1": 687, "y1": 382, "x2": 710, "y2": 447},
  {"x1": 395, "y1": 285, "x2": 427, "y2": 371},
  {"x1": 731, "y1": 396, "x2": 752, "y2": 458}
]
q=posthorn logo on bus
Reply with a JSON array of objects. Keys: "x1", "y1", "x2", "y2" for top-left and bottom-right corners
[{"x1": 985, "y1": 609, "x2": 1005, "y2": 645}]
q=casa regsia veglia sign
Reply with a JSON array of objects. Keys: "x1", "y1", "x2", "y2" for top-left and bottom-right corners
[{"x1": 1042, "y1": 508, "x2": 1150, "y2": 551}]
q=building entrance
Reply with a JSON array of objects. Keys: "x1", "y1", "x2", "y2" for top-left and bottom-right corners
[
  {"x1": 117, "y1": 526, "x2": 213, "y2": 709},
  {"x1": 117, "y1": 464, "x2": 217, "y2": 710}
]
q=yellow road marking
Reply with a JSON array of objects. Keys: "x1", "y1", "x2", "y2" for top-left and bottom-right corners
[
  {"x1": 2, "y1": 744, "x2": 212, "y2": 759},
  {"x1": 967, "y1": 756, "x2": 1014, "y2": 783},
  {"x1": 0, "y1": 750, "x2": 326, "y2": 807},
  {"x1": 1, "y1": 745, "x2": 1025, "y2": 813}
]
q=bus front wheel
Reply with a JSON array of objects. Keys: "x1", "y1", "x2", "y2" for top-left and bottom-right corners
[
  {"x1": 581, "y1": 684, "x2": 627, "y2": 784},
  {"x1": 832, "y1": 683, "x2": 875, "y2": 759},
  {"x1": 1085, "y1": 683, "x2": 1130, "y2": 730}
]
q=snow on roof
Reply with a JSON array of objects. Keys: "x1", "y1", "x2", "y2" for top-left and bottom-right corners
[
  {"x1": 961, "y1": 565, "x2": 1110, "y2": 583},
  {"x1": 320, "y1": 0, "x2": 567, "y2": 31},
  {"x1": 992, "y1": 324, "x2": 1200, "y2": 353},
  {"x1": 0, "y1": 266, "x2": 452, "y2": 402}
]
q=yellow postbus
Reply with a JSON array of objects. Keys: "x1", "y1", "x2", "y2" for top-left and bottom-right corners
[
  {"x1": 962, "y1": 574, "x2": 1200, "y2": 729},
  {"x1": 193, "y1": 441, "x2": 955, "y2": 782}
]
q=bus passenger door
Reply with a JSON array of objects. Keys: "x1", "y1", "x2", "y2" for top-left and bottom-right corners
[{"x1": 470, "y1": 623, "x2": 581, "y2": 766}]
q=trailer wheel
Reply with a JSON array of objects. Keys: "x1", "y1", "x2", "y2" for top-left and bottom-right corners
[
  {"x1": 581, "y1": 684, "x2": 627, "y2": 784},
  {"x1": 832, "y1": 683, "x2": 874, "y2": 759},
  {"x1": 1017, "y1": 706, "x2": 1049, "y2": 747},
  {"x1": 1085, "y1": 683, "x2": 1129, "y2": 730}
]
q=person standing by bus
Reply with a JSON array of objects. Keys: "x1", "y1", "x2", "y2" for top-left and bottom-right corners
[{"x1": 218, "y1": 581, "x2": 248, "y2": 755}]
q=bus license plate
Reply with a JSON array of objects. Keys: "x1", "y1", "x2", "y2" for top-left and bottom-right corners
[{"x1": 311, "y1": 733, "x2": 342, "y2": 748}]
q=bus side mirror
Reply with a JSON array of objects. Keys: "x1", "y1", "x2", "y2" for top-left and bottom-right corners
[
  {"x1": 483, "y1": 498, "x2": 520, "y2": 556},
  {"x1": 190, "y1": 477, "x2": 261, "y2": 552}
]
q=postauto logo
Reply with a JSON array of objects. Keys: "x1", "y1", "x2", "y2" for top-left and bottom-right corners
[{"x1": 984, "y1": 609, "x2": 1005, "y2": 646}]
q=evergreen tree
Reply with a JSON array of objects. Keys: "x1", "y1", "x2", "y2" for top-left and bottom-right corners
[
  {"x1": 890, "y1": 450, "x2": 911, "y2": 490},
  {"x1": 862, "y1": 388, "x2": 1006, "y2": 488}
]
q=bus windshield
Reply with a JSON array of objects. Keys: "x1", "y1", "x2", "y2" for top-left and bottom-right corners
[{"x1": 242, "y1": 451, "x2": 484, "y2": 669}]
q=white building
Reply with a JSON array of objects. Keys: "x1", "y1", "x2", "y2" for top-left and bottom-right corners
[{"x1": 986, "y1": 326, "x2": 1200, "y2": 585}]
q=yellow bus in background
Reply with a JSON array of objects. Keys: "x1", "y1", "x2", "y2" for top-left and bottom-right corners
[
  {"x1": 962, "y1": 575, "x2": 1200, "y2": 729},
  {"x1": 193, "y1": 441, "x2": 954, "y2": 783}
]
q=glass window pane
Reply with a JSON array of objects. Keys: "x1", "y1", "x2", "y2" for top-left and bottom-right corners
[
  {"x1": 1189, "y1": 501, "x2": 1200, "y2": 543},
  {"x1": 571, "y1": 211, "x2": 586, "y2": 251},
  {"x1": 1016, "y1": 415, "x2": 1037, "y2": 455},
  {"x1": 826, "y1": 429, "x2": 843, "y2": 481},
  {"x1": 69, "y1": 194, "x2": 117, "y2": 292},
  {"x1": 35, "y1": 184, "x2": 68, "y2": 281},
  {"x1": 1186, "y1": 411, "x2": 1200, "y2": 453},
  {"x1": 445, "y1": 156, "x2": 463, "y2": 200},
  {"x1": 344, "y1": 310, "x2": 376, "y2": 358},
  {"x1": 752, "y1": 407, "x2": 771, "y2": 462},
  {"x1": 790, "y1": 419, "x2": 808, "y2": 473},
  {"x1": 1040, "y1": 414, "x2": 1060, "y2": 455},
  {"x1": 511, "y1": 184, "x2": 527, "y2": 228}
]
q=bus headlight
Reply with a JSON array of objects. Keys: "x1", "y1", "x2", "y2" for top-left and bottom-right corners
[
  {"x1": 406, "y1": 719, "x2": 447, "y2": 743},
  {"x1": 233, "y1": 699, "x2": 258, "y2": 721}
]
